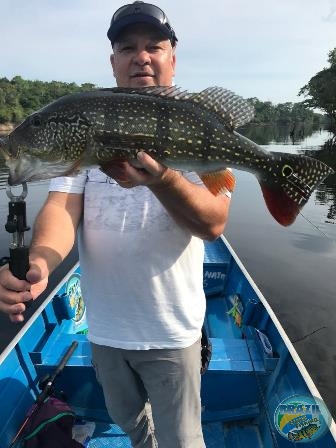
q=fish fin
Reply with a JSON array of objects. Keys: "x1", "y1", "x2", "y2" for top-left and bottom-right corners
[
  {"x1": 260, "y1": 153, "x2": 333, "y2": 226},
  {"x1": 98, "y1": 86, "x2": 188, "y2": 98},
  {"x1": 98, "y1": 86, "x2": 254, "y2": 129},
  {"x1": 260, "y1": 182, "x2": 301, "y2": 226},
  {"x1": 189, "y1": 87, "x2": 255, "y2": 129},
  {"x1": 200, "y1": 169, "x2": 236, "y2": 196}
]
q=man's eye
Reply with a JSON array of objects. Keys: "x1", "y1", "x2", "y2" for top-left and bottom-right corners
[{"x1": 120, "y1": 46, "x2": 134, "y2": 52}]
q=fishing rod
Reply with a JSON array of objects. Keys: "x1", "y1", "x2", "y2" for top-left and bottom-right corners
[
  {"x1": 9, "y1": 340, "x2": 78, "y2": 448},
  {"x1": 5, "y1": 182, "x2": 32, "y2": 306}
]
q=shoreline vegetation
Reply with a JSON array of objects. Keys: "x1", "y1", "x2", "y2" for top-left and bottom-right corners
[
  {"x1": 0, "y1": 70, "x2": 332, "y2": 131},
  {"x1": 1, "y1": 48, "x2": 335, "y2": 131}
]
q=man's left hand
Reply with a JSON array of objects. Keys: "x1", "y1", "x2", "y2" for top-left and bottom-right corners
[{"x1": 100, "y1": 151, "x2": 177, "y2": 188}]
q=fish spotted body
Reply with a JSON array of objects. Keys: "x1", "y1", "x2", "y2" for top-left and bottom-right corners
[
  {"x1": 0, "y1": 86, "x2": 333, "y2": 226},
  {"x1": 288, "y1": 423, "x2": 319, "y2": 441}
]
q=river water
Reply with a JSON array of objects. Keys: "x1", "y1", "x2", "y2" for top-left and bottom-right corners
[{"x1": 0, "y1": 125, "x2": 336, "y2": 416}]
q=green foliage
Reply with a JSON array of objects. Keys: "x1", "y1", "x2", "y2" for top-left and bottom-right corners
[
  {"x1": 0, "y1": 75, "x2": 323, "y2": 126},
  {"x1": 246, "y1": 97, "x2": 322, "y2": 126},
  {"x1": 328, "y1": 48, "x2": 336, "y2": 68},
  {"x1": 0, "y1": 76, "x2": 97, "y2": 124},
  {"x1": 299, "y1": 48, "x2": 336, "y2": 123}
]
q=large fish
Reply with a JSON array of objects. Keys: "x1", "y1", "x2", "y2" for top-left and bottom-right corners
[{"x1": 0, "y1": 86, "x2": 333, "y2": 226}]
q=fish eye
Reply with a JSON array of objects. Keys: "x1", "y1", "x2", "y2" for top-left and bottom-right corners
[
  {"x1": 30, "y1": 114, "x2": 42, "y2": 127},
  {"x1": 282, "y1": 165, "x2": 293, "y2": 177}
]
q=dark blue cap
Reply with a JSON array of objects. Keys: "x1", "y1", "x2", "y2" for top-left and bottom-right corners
[{"x1": 107, "y1": 2, "x2": 178, "y2": 46}]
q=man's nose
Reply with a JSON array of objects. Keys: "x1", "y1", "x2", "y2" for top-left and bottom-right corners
[{"x1": 133, "y1": 50, "x2": 151, "y2": 65}]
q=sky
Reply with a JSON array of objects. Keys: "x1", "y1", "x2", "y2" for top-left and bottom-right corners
[{"x1": 1, "y1": 0, "x2": 335, "y2": 104}]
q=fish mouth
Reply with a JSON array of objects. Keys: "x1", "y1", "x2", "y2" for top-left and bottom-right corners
[
  {"x1": 6, "y1": 154, "x2": 81, "y2": 186},
  {"x1": 6, "y1": 156, "x2": 37, "y2": 185}
]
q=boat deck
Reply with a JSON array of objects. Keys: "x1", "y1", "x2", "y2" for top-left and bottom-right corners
[
  {"x1": 1, "y1": 238, "x2": 336, "y2": 447},
  {"x1": 84, "y1": 420, "x2": 262, "y2": 447}
]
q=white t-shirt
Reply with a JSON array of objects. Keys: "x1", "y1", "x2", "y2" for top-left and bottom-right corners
[{"x1": 49, "y1": 168, "x2": 206, "y2": 349}]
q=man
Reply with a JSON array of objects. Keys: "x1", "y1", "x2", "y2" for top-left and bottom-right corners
[{"x1": 0, "y1": 2, "x2": 232, "y2": 447}]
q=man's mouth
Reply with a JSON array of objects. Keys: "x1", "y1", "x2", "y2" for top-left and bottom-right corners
[{"x1": 131, "y1": 73, "x2": 155, "y2": 78}]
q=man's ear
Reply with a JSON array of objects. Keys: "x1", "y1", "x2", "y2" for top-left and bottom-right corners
[
  {"x1": 171, "y1": 49, "x2": 176, "y2": 77},
  {"x1": 110, "y1": 54, "x2": 116, "y2": 78},
  {"x1": 172, "y1": 51, "x2": 176, "y2": 77}
]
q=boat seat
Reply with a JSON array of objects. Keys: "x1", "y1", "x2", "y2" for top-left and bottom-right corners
[
  {"x1": 31, "y1": 331, "x2": 92, "y2": 367},
  {"x1": 203, "y1": 240, "x2": 230, "y2": 297},
  {"x1": 208, "y1": 337, "x2": 264, "y2": 373},
  {"x1": 29, "y1": 328, "x2": 111, "y2": 421},
  {"x1": 201, "y1": 337, "x2": 266, "y2": 422}
]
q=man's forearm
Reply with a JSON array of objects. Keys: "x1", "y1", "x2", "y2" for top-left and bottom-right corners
[{"x1": 30, "y1": 192, "x2": 83, "y2": 274}]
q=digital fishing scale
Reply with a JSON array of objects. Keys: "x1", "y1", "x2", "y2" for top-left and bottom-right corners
[{"x1": 5, "y1": 182, "x2": 30, "y2": 281}]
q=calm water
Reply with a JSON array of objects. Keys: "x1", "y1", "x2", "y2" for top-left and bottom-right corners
[{"x1": 1, "y1": 126, "x2": 336, "y2": 416}]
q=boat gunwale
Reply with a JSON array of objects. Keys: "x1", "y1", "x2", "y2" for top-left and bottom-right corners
[
  {"x1": 220, "y1": 234, "x2": 336, "y2": 440},
  {"x1": 0, "y1": 261, "x2": 80, "y2": 365},
  {"x1": 1, "y1": 235, "x2": 335, "y2": 441}
]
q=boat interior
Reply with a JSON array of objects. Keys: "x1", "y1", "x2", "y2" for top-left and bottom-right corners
[{"x1": 0, "y1": 238, "x2": 334, "y2": 447}]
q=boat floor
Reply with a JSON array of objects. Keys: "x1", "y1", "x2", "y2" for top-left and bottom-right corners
[{"x1": 86, "y1": 420, "x2": 262, "y2": 447}]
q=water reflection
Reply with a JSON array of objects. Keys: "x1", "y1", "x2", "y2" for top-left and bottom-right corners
[
  {"x1": 298, "y1": 138, "x2": 336, "y2": 222},
  {"x1": 238, "y1": 125, "x2": 336, "y2": 227},
  {"x1": 291, "y1": 231, "x2": 336, "y2": 253},
  {"x1": 239, "y1": 122, "x2": 322, "y2": 145}
]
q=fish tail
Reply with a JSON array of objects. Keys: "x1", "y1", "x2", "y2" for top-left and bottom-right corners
[{"x1": 260, "y1": 153, "x2": 333, "y2": 226}]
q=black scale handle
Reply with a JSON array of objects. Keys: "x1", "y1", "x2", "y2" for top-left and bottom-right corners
[
  {"x1": 9, "y1": 246, "x2": 30, "y2": 280},
  {"x1": 5, "y1": 200, "x2": 30, "y2": 279}
]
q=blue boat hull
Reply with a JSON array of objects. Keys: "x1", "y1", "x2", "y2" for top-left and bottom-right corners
[{"x1": 0, "y1": 236, "x2": 335, "y2": 447}]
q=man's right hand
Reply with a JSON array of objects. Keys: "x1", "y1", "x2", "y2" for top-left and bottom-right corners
[{"x1": 0, "y1": 260, "x2": 49, "y2": 323}]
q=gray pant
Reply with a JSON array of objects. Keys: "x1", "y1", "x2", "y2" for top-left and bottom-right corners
[{"x1": 91, "y1": 339, "x2": 205, "y2": 448}]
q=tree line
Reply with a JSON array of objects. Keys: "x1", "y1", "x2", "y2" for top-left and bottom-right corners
[
  {"x1": 246, "y1": 48, "x2": 336, "y2": 128},
  {"x1": 0, "y1": 76, "x2": 96, "y2": 124},
  {"x1": 246, "y1": 98, "x2": 323, "y2": 126},
  {"x1": 299, "y1": 48, "x2": 336, "y2": 125},
  {"x1": 1, "y1": 48, "x2": 335, "y2": 127}
]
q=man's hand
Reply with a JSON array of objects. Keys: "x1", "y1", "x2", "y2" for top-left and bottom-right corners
[
  {"x1": 100, "y1": 150, "x2": 230, "y2": 241},
  {"x1": 100, "y1": 151, "x2": 178, "y2": 188},
  {"x1": 0, "y1": 258, "x2": 49, "y2": 323}
]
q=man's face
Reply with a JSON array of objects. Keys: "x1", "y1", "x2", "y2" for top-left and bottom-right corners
[{"x1": 110, "y1": 23, "x2": 176, "y2": 88}]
